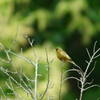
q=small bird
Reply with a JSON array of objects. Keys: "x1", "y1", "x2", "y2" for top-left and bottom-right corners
[{"x1": 56, "y1": 48, "x2": 75, "y2": 64}]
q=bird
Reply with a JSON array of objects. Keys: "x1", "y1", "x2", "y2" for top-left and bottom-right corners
[
  {"x1": 56, "y1": 48, "x2": 75, "y2": 64},
  {"x1": 56, "y1": 47, "x2": 83, "y2": 73}
]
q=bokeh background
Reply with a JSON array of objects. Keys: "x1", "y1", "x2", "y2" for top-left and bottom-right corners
[{"x1": 0, "y1": 0, "x2": 100, "y2": 100}]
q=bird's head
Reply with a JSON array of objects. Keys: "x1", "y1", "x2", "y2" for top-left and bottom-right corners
[{"x1": 56, "y1": 48, "x2": 62, "y2": 52}]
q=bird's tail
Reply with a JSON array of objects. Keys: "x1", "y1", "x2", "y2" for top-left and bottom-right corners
[
  {"x1": 70, "y1": 61, "x2": 76, "y2": 66},
  {"x1": 70, "y1": 61, "x2": 83, "y2": 72}
]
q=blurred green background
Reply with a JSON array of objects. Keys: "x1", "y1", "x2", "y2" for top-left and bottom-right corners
[{"x1": 0, "y1": 0, "x2": 100, "y2": 100}]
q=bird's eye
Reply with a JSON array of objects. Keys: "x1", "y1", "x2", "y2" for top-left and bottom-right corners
[{"x1": 56, "y1": 48, "x2": 58, "y2": 50}]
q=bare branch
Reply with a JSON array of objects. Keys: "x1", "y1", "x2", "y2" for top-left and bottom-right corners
[
  {"x1": 63, "y1": 68, "x2": 83, "y2": 77},
  {"x1": 72, "y1": 62, "x2": 83, "y2": 74},
  {"x1": 84, "y1": 84, "x2": 100, "y2": 91},
  {"x1": 86, "y1": 62, "x2": 96, "y2": 78},
  {"x1": 22, "y1": 73, "x2": 35, "y2": 82},
  {"x1": 19, "y1": 74, "x2": 33, "y2": 99},
  {"x1": 94, "y1": 48, "x2": 100, "y2": 55},
  {"x1": 0, "y1": 67, "x2": 30, "y2": 94},
  {"x1": 79, "y1": 42, "x2": 100, "y2": 100},
  {"x1": 84, "y1": 79, "x2": 94, "y2": 87},
  {"x1": 28, "y1": 38, "x2": 34, "y2": 47},
  {"x1": 94, "y1": 53, "x2": 100, "y2": 59},
  {"x1": 85, "y1": 60, "x2": 89, "y2": 64},
  {"x1": 83, "y1": 49, "x2": 97, "y2": 78},
  {"x1": 40, "y1": 48, "x2": 50, "y2": 100},
  {"x1": 0, "y1": 87, "x2": 6, "y2": 98},
  {"x1": 63, "y1": 76, "x2": 81, "y2": 83},
  {"x1": 86, "y1": 48, "x2": 91, "y2": 59},
  {"x1": 8, "y1": 50, "x2": 35, "y2": 66},
  {"x1": 93, "y1": 41, "x2": 97, "y2": 53},
  {"x1": 0, "y1": 57, "x2": 11, "y2": 64},
  {"x1": 77, "y1": 81, "x2": 81, "y2": 90}
]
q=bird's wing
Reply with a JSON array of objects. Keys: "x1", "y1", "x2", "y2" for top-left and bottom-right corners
[{"x1": 61, "y1": 51, "x2": 71, "y2": 60}]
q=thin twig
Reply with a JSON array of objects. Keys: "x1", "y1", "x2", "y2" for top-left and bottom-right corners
[
  {"x1": 34, "y1": 61, "x2": 38, "y2": 100},
  {"x1": 79, "y1": 46, "x2": 100, "y2": 100},
  {"x1": 40, "y1": 48, "x2": 50, "y2": 100},
  {"x1": 63, "y1": 76, "x2": 81, "y2": 83},
  {"x1": 86, "y1": 62, "x2": 96, "y2": 78},
  {"x1": 86, "y1": 48, "x2": 91, "y2": 59},
  {"x1": 63, "y1": 68, "x2": 83, "y2": 77},
  {"x1": 84, "y1": 79, "x2": 94, "y2": 87},
  {"x1": 8, "y1": 50, "x2": 35, "y2": 66},
  {"x1": 84, "y1": 84, "x2": 100, "y2": 91},
  {"x1": 59, "y1": 69, "x2": 63, "y2": 100},
  {"x1": 93, "y1": 41, "x2": 97, "y2": 53},
  {"x1": 94, "y1": 54, "x2": 100, "y2": 59}
]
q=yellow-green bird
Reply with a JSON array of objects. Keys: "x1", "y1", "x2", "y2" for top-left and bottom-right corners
[{"x1": 56, "y1": 48, "x2": 75, "y2": 64}]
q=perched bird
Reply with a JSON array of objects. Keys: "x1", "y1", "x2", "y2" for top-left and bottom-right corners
[{"x1": 56, "y1": 48, "x2": 75, "y2": 64}]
